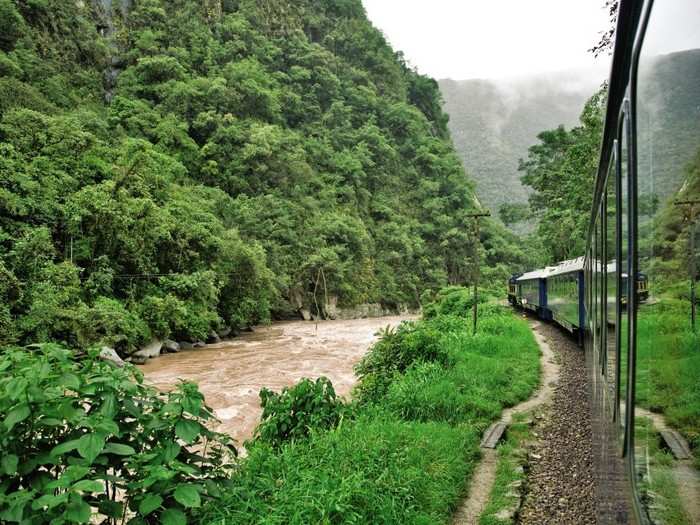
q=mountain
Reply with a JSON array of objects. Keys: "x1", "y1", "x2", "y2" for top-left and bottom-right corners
[
  {"x1": 0, "y1": 0, "x2": 532, "y2": 352},
  {"x1": 439, "y1": 70, "x2": 604, "y2": 226}
]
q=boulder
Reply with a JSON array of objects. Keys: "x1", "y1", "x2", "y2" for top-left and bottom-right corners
[
  {"x1": 300, "y1": 308, "x2": 312, "y2": 321},
  {"x1": 193, "y1": 341, "x2": 206, "y2": 348},
  {"x1": 132, "y1": 339, "x2": 162, "y2": 359},
  {"x1": 218, "y1": 326, "x2": 232, "y2": 339},
  {"x1": 126, "y1": 355, "x2": 148, "y2": 365},
  {"x1": 163, "y1": 339, "x2": 180, "y2": 353},
  {"x1": 206, "y1": 330, "x2": 221, "y2": 344},
  {"x1": 179, "y1": 341, "x2": 194, "y2": 350},
  {"x1": 99, "y1": 346, "x2": 125, "y2": 368}
]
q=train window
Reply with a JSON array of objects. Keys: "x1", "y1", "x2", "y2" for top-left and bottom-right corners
[
  {"x1": 619, "y1": 110, "x2": 630, "y2": 450},
  {"x1": 601, "y1": 197, "x2": 608, "y2": 378},
  {"x1": 633, "y1": 0, "x2": 700, "y2": 521},
  {"x1": 600, "y1": 214, "x2": 604, "y2": 364},
  {"x1": 605, "y1": 157, "x2": 617, "y2": 420},
  {"x1": 593, "y1": 215, "x2": 599, "y2": 362}
]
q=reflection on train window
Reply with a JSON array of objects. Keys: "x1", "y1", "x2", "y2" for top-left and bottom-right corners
[
  {"x1": 633, "y1": 0, "x2": 700, "y2": 522},
  {"x1": 605, "y1": 159, "x2": 617, "y2": 421},
  {"x1": 619, "y1": 113, "x2": 630, "y2": 447}
]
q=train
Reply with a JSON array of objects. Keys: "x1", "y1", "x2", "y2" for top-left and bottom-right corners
[
  {"x1": 508, "y1": 259, "x2": 649, "y2": 337},
  {"x1": 507, "y1": 0, "x2": 699, "y2": 523}
]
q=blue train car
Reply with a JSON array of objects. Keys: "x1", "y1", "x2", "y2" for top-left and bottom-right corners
[
  {"x1": 545, "y1": 257, "x2": 585, "y2": 335},
  {"x1": 515, "y1": 268, "x2": 551, "y2": 320}
]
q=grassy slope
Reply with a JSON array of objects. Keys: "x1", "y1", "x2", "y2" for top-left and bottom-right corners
[
  {"x1": 635, "y1": 300, "x2": 700, "y2": 465},
  {"x1": 202, "y1": 294, "x2": 540, "y2": 524}
]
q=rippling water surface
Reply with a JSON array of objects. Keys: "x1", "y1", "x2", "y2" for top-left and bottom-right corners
[{"x1": 141, "y1": 316, "x2": 415, "y2": 446}]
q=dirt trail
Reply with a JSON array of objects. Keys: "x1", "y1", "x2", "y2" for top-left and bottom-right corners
[
  {"x1": 141, "y1": 316, "x2": 414, "y2": 446},
  {"x1": 452, "y1": 320, "x2": 559, "y2": 525}
]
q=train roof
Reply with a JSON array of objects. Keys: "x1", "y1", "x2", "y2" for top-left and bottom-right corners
[
  {"x1": 547, "y1": 257, "x2": 585, "y2": 277},
  {"x1": 515, "y1": 257, "x2": 585, "y2": 282},
  {"x1": 516, "y1": 267, "x2": 554, "y2": 281}
]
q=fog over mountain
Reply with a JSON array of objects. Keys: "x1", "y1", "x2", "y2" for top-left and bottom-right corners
[{"x1": 439, "y1": 69, "x2": 605, "y2": 225}]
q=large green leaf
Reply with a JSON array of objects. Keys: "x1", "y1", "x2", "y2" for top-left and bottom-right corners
[
  {"x1": 4, "y1": 403, "x2": 30, "y2": 430},
  {"x1": 138, "y1": 494, "x2": 163, "y2": 516},
  {"x1": 32, "y1": 492, "x2": 69, "y2": 510},
  {"x1": 104, "y1": 442, "x2": 136, "y2": 456},
  {"x1": 161, "y1": 441, "x2": 181, "y2": 462},
  {"x1": 161, "y1": 507, "x2": 187, "y2": 525},
  {"x1": 65, "y1": 495, "x2": 91, "y2": 523},
  {"x1": 59, "y1": 372, "x2": 81, "y2": 391},
  {"x1": 173, "y1": 484, "x2": 201, "y2": 508},
  {"x1": 77, "y1": 433, "x2": 105, "y2": 463},
  {"x1": 174, "y1": 419, "x2": 200, "y2": 444},
  {"x1": 1, "y1": 454, "x2": 18, "y2": 475},
  {"x1": 50, "y1": 439, "x2": 81, "y2": 457},
  {"x1": 72, "y1": 479, "x2": 104, "y2": 492}
]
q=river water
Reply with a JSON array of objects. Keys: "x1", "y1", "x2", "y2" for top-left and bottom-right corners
[{"x1": 141, "y1": 316, "x2": 415, "y2": 446}]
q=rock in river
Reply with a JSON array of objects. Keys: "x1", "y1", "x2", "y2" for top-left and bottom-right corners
[
  {"x1": 131, "y1": 339, "x2": 163, "y2": 361},
  {"x1": 163, "y1": 339, "x2": 180, "y2": 353},
  {"x1": 207, "y1": 330, "x2": 221, "y2": 344},
  {"x1": 99, "y1": 346, "x2": 125, "y2": 368}
]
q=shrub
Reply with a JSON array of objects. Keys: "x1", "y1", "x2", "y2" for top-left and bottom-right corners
[
  {"x1": 422, "y1": 286, "x2": 487, "y2": 319},
  {"x1": 354, "y1": 319, "x2": 457, "y2": 403},
  {"x1": 0, "y1": 345, "x2": 236, "y2": 524},
  {"x1": 253, "y1": 377, "x2": 346, "y2": 449},
  {"x1": 77, "y1": 297, "x2": 150, "y2": 353}
]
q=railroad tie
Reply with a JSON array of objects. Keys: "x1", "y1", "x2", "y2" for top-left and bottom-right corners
[
  {"x1": 481, "y1": 422, "x2": 507, "y2": 449},
  {"x1": 659, "y1": 430, "x2": 692, "y2": 460}
]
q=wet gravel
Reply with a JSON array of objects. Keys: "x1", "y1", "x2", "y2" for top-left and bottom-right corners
[{"x1": 518, "y1": 322, "x2": 596, "y2": 525}]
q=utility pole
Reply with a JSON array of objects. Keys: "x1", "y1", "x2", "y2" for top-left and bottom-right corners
[
  {"x1": 466, "y1": 211, "x2": 491, "y2": 335},
  {"x1": 674, "y1": 199, "x2": 700, "y2": 332}
]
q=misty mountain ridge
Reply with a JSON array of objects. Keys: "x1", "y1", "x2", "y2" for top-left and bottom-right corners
[{"x1": 439, "y1": 67, "x2": 606, "y2": 228}]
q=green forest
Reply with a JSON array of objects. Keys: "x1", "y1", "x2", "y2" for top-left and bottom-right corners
[
  {"x1": 0, "y1": 0, "x2": 532, "y2": 355},
  {"x1": 2, "y1": 0, "x2": 698, "y2": 523}
]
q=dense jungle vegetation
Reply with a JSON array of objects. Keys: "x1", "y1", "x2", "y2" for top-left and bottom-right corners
[
  {"x1": 0, "y1": 288, "x2": 540, "y2": 524},
  {"x1": 0, "y1": 0, "x2": 533, "y2": 355}
]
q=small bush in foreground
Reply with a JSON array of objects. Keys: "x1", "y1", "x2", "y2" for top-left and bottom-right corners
[
  {"x1": 0, "y1": 344, "x2": 236, "y2": 524},
  {"x1": 253, "y1": 377, "x2": 347, "y2": 449}
]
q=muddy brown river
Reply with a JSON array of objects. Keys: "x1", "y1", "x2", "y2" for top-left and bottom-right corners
[{"x1": 141, "y1": 316, "x2": 414, "y2": 446}]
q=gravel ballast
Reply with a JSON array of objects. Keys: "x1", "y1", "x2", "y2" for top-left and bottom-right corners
[{"x1": 518, "y1": 321, "x2": 596, "y2": 525}]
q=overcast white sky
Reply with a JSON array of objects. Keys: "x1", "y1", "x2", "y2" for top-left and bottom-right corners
[{"x1": 361, "y1": 0, "x2": 612, "y2": 81}]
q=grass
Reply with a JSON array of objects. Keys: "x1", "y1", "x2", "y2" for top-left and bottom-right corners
[
  {"x1": 200, "y1": 289, "x2": 542, "y2": 524},
  {"x1": 635, "y1": 416, "x2": 694, "y2": 525},
  {"x1": 635, "y1": 299, "x2": 700, "y2": 467}
]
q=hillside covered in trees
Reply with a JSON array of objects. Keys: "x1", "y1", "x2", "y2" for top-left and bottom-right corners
[
  {"x1": 517, "y1": 49, "x2": 700, "y2": 263},
  {"x1": 0, "y1": 0, "x2": 532, "y2": 354}
]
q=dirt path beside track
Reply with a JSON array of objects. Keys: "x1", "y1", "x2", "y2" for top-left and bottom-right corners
[{"x1": 452, "y1": 320, "x2": 559, "y2": 524}]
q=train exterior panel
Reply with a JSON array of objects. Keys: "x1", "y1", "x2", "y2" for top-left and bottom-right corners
[
  {"x1": 545, "y1": 258, "x2": 585, "y2": 333},
  {"x1": 515, "y1": 269, "x2": 549, "y2": 319}
]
